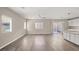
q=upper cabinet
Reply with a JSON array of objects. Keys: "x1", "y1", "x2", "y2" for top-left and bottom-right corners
[
  {"x1": 68, "y1": 18, "x2": 79, "y2": 31},
  {"x1": 68, "y1": 18, "x2": 79, "y2": 26}
]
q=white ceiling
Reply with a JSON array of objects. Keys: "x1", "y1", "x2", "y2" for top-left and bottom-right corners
[{"x1": 9, "y1": 7, "x2": 79, "y2": 20}]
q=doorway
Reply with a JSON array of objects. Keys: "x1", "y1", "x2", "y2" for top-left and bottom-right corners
[{"x1": 53, "y1": 22, "x2": 64, "y2": 34}]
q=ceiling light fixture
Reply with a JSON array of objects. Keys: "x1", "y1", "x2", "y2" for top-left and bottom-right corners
[{"x1": 38, "y1": 14, "x2": 46, "y2": 19}]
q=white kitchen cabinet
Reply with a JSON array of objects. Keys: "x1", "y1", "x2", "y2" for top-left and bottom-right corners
[
  {"x1": 66, "y1": 18, "x2": 79, "y2": 45},
  {"x1": 63, "y1": 32, "x2": 70, "y2": 41},
  {"x1": 68, "y1": 19, "x2": 79, "y2": 26},
  {"x1": 75, "y1": 34, "x2": 79, "y2": 45},
  {"x1": 64, "y1": 18, "x2": 79, "y2": 46},
  {"x1": 63, "y1": 32, "x2": 79, "y2": 45},
  {"x1": 66, "y1": 32, "x2": 70, "y2": 41},
  {"x1": 68, "y1": 33, "x2": 75, "y2": 43},
  {"x1": 63, "y1": 32, "x2": 67, "y2": 39}
]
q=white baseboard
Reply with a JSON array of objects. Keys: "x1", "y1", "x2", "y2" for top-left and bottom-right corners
[{"x1": 0, "y1": 33, "x2": 25, "y2": 50}]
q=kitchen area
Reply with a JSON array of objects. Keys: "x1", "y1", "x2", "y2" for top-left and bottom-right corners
[{"x1": 63, "y1": 18, "x2": 79, "y2": 46}]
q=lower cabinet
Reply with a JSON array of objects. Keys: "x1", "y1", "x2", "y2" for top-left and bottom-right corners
[
  {"x1": 63, "y1": 32, "x2": 79, "y2": 45},
  {"x1": 63, "y1": 32, "x2": 67, "y2": 40},
  {"x1": 75, "y1": 34, "x2": 79, "y2": 45},
  {"x1": 69, "y1": 33, "x2": 75, "y2": 43}
]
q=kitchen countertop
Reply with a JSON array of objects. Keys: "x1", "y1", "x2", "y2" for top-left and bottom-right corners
[{"x1": 68, "y1": 29, "x2": 79, "y2": 35}]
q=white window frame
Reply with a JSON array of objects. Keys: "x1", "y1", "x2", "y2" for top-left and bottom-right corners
[
  {"x1": 24, "y1": 22, "x2": 26, "y2": 29},
  {"x1": 35, "y1": 22, "x2": 43, "y2": 29},
  {"x1": 1, "y1": 15, "x2": 12, "y2": 33}
]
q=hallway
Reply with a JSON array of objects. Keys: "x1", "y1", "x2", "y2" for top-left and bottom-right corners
[{"x1": 1, "y1": 33, "x2": 79, "y2": 51}]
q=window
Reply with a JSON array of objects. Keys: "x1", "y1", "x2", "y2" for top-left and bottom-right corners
[
  {"x1": 35, "y1": 22, "x2": 43, "y2": 29},
  {"x1": 24, "y1": 22, "x2": 26, "y2": 29},
  {"x1": 1, "y1": 15, "x2": 12, "y2": 33}
]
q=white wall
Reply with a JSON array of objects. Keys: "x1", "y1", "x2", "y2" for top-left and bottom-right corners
[
  {"x1": 0, "y1": 7, "x2": 26, "y2": 49},
  {"x1": 27, "y1": 19, "x2": 53, "y2": 34}
]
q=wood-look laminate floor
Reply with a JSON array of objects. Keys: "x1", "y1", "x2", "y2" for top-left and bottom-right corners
[{"x1": 1, "y1": 33, "x2": 79, "y2": 51}]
